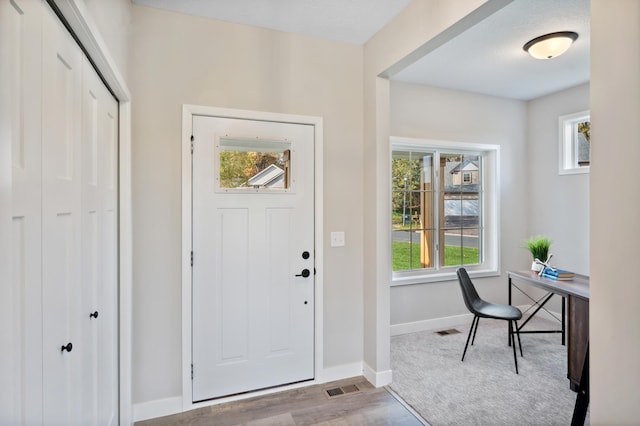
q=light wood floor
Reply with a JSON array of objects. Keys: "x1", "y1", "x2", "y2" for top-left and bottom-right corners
[{"x1": 136, "y1": 376, "x2": 428, "y2": 426}]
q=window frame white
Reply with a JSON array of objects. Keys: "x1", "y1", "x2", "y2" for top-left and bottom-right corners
[
  {"x1": 390, "y1": 137, "x2": 500, "y2": 286},
  {"x1": 559, "y1": 110, "x2": 590, "y2": 175}
]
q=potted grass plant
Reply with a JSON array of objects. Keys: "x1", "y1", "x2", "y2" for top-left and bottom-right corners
[{"x1": 526, "y1": 236, "x2": 552, "y2": 271}]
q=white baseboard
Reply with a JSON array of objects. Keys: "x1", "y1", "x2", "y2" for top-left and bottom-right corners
[
  {"x1": 318, "y1": 362, "x2": 363, "y2": 383},
  {"x1": 390, "y1": 305, "x2": 564, "y2": 338},
  {"x1": 363, "y1": 362, "x2": 392, "y2": 387},
  {"x1": 391, "y1": 313, "x2": 473, "y2": 336},
  {"x1": 133, "y1": 396, "x2": 182, "y2": 423}
]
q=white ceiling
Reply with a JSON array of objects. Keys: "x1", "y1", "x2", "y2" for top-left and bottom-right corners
[
  {"x1": 130, "y1": 0, "x2": 413, "y2": 45},
  {"x1": 391, "y1": 0, "x2": 590, "y2": 100},
  {"x1": 131, "y1": 0, "x2": 590, "y2": 101}
]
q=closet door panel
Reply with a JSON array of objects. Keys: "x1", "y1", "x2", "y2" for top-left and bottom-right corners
[
  {"x1": 80, "y1": 57, "x2": 101, "y2": 426},
  {"x1": 98, "y1": 89, "x2": 119, "y2": 426},
  {"x1": 81, "y1": 57, "x2": 119, "y2": 425},
  {"x1": 2, "y1": 0, "x2": 44, "y2": 423},
  {"x1": 41, "y1": 4, "x2": 83, "y2": 424}
]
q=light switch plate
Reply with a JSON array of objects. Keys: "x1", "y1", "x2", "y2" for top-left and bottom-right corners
[{"x1": 330, "y1": 231, "x2": 345, "y2": 247}]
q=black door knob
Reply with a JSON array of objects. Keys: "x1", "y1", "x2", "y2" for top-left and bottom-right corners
[
  {"x1": 61, "y1": 342, "x2": 73, "y2": 352},
  {"x1": 90, "y1": 311, "x2": 99, "y2": 319},
  {"x1": 295, "y1": 269, "x2": 310, "y2": 278}
]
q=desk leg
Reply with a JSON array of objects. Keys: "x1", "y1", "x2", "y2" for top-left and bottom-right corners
[
  {"x1": 562, "y1": 296, "x2": 566, "y2": 346},
  {"x1": 571, "y1": 342, "x2": 589, "y2": 426},
  {"x1": 508, "y1": 276, "x2": 512, "y2": 346}
]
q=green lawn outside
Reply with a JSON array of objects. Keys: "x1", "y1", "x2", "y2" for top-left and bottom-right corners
[
  {"x1": 392, "y1": 241, "x2": 479, "y2": 271},
  {"x1": 391, "y1": 211, "x2": 418, "y2": 231}
]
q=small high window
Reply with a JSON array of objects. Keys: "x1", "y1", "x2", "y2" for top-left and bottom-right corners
[{"x1": 559, "y1": 111, "x2": 590, "y2": 175}]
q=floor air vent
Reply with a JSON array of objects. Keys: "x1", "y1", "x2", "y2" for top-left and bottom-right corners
[
  {"x1": 324, "y1": 384, "x2": 360, "y2": 398},
  {"x1": 436, "y1": 328, "x2": 461, "y2": 336}
]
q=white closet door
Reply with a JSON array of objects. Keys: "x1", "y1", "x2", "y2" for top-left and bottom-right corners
[
  {"x1": 1, "y1": 0, "x2": 43, "y2": 423},
  {"x1": 2, "y1": 2, "x2": 119, "y2": 424},
  {"x1": 41, "y1": 4, "x2": 84, "y2": 424},
  {"x1": 80, "y1": 56, "x2": 119, "y2": 426}
]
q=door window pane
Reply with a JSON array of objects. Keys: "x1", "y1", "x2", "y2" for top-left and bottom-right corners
[{"x1": 218, "y1": 138, "x2": 291, "y2": 190}]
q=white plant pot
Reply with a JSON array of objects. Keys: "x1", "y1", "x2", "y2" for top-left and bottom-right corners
[{"x1": 531, "y1": 261, "x2": 543, "y2": 272}]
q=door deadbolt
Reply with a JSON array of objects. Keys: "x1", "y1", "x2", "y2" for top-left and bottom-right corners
[
  {"x1": 302, "y1": 251, "x2": 310, "y2": 259},
  {"x1": 295, "y1": 269, "x2": 311, "y2": 278}
]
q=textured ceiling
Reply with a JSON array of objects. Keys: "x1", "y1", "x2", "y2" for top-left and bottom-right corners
[
  {"x1": 391, "y1": 0, "x2": 590, "y2": 100},
  {"x1": 131, "y1": 0, "x2": 413, "y2": 45}
]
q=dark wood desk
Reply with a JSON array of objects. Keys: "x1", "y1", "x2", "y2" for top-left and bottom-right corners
[
  {"x1": 507, "y1": 270, "x2": 590, "y2": 390},
  {"x1": 508, "y1": 270, "x2": 589, "y2": 300}
]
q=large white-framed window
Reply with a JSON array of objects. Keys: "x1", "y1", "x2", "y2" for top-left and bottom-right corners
[
  {"x1": 391, "y1": 137, "x2": 500, "y2": 285},
  {"x1": 559, "y1": 110, "x2": 591, "y2": 175}
]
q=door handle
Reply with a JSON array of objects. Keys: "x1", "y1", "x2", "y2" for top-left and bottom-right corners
[
  {"x1": 61, "y1": 342, "x2": 73, "y2": 353},
  {"x1": 295, "y1": 269, "x2": 310, "y2": 278},
  {"x1": 90, "y1": 311, "x2": 99, "y2": 319}
]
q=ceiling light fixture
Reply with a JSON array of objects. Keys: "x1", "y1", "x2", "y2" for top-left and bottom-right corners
[{"x1": 523, "y1": 31, "x2": 579, "y2": 60}]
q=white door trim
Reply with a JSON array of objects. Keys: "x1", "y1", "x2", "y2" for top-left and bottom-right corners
[
  {"x1": 181, "y1": 105, "x2": 324, "y2": 411},
  {"x1": 50, "y1": 1, "x2": 133, "y2": 424}
]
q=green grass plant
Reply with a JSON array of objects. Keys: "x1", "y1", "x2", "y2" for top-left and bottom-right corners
[{"x1": 525, "y1": 235, "x2": 552, "y2": 262}]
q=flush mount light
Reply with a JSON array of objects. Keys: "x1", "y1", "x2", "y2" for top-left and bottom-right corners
[{"x1": 523, "y1": 31, "x2": 579, "y2": 59}]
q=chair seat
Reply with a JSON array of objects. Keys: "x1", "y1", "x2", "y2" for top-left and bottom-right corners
[{"x1": 472, "y1": 300, "x2": 522, "y2": 320}]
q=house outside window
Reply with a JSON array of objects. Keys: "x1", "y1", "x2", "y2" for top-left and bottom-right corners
[{"x1": 391, "y1": 137, "x2": 500, "y2": 284}]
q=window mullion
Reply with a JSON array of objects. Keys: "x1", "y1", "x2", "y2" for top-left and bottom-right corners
[{"x1": 433, "y1": 151, "x2": 441, "y2": 271}]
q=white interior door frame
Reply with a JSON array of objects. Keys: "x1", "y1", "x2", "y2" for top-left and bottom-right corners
[
  {"x1": 49, "y1": 1, "x2": 133, "y2": 425},
  {"x1": 181, "y1": 105, "x2": 324, "y2": 411}
]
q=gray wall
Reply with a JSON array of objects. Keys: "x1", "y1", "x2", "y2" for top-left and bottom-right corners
[
  {"x1": 389, "y1": 81, "x2": 530, "y2": 326},
  {"x1": 527, "y1": 83, "x2": 590, "y2": 275},
  {"x1": 129, "y1": 5, "x2": 364, "y2": 405},
  {"x1": 82, "y1": 0, "x2": 131, "y2": 82}
]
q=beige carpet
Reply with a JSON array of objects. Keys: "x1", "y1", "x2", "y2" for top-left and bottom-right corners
[{"x1": 390, "y1": 316, "x2": 588, "y2": 426}]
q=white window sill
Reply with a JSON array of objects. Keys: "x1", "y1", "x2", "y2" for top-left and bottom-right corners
[{"x1": 391, "y1": 267, "x2": 500, "y2": 286}]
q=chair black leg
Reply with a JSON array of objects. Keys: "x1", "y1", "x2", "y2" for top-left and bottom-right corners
[
  {"x1": 510, "y1": 320, "x2": 519, "y2": 374},
  {"x1": 462, "y1": 316, "x2": 478, "y2": 362},
  {"x1": 515, "y1": 320, "x2": 523, "y2": 357},
  {"x1": 471, "y1": 316, "x2": 480, "y2": 345}
]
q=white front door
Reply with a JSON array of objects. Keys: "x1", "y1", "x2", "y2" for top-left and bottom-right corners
[{"x1": 191, "y1": 115, "x2": 315, "y2": 401}]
